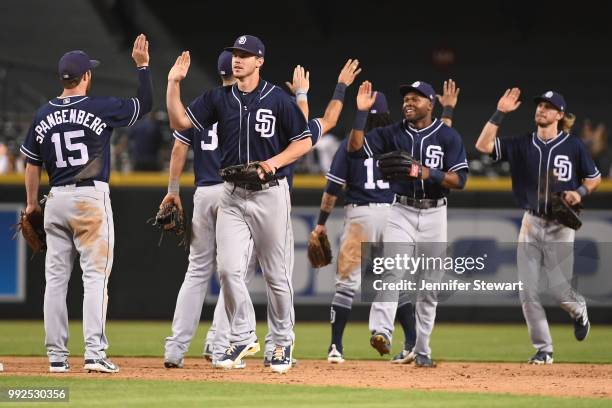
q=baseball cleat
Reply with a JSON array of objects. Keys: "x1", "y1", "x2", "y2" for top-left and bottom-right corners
[
  {"x1": 49, "y1": 361, "x2": 70, "y2": 373},
  {"x1": 264, "y1": 357, "x2": 298, "y2": 367},
  {"x1": 528, "y1": 351, "x2": 553, "y2": 365},
  {"x1": 212, "y1": 359, "x2": 246, "y2": 369},
  {"x1": 391, "y1": 348, "x2": 416, "y2": 364},
  {"x1": 414, "y1": 354, "x2": 436, "y2": 368},
  {"x1": 327, "y1": 344, "x2": 345, "y2": 364},
  {"x1": 270, "y1": 345, "x2": 293, "y2": 374},
  {"x1": 203, "y1": 343, "x2": 213, "y2": 361},
  {"x1": 574, "y1": 312, "x2": 590, "y2": 341},
  {"x1": 216, "y1": 341, "x2": 260, "y2": 369},
  {"x1": 163, "y1": 357, "x2": 184, "y2": 369},
  {"x1": 84, "y1": 358, "x2": 119, "y2": 373},
  {"x1": 370, "y1": 332, "x2": 391, "y2": 356}
]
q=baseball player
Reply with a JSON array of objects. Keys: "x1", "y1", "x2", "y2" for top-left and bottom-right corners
[
  {"x1": 475, "y1": 89, "x2": 600, "y2": 364},
  {"x1": 318, "y1": 91, "x2": 397, "y2": 364},
  {"x1": 162, "y1": 50, "x2": 256, "y2": 370},
  {"x1": 20, "y1": 35, "x2": 152, "y2": 373},
  {"x1": 166, "y1": 35, "x2": 312, "y2": 373},
  {"x1": 347, "y1": 80, "x2": 469, "y2": 367},
  {"x1": 320, "y1": 81, "x2": 460, "y2": 364}
]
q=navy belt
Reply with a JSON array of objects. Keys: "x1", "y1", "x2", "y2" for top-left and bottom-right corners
[
  {"x1": 395, "y1": 195, "x2": 447, "y2": 209},
  {"x1": 75, "y1": 180, "x2": 95, "y2": 187}
]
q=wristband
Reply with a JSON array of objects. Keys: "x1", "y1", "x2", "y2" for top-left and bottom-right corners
[
  {"x1": 441, "y1": 106, "x2": 454, "y2": 120},
  {"x1": 168, "y1": 179, "x2": 180, "y2": 194},
  {"x1": 317, "y1": 210, "x2": 330, "y2": 226},
  {"x1": 488, "y1": 110, "x2": 506, "y2": 126},
  {"x1": 353, "y1": 110, "x2": 368, "y2": 131},
  {"x1": 332, "y1": 83, "x2": 347, "y2": 101},
  {"x1": 576, "y1": 185, "x2": 588, "y2": 197},
  {"x1": 428, "y1": 168, "x2": 445, "y2": 184},
  {"x1": 296, "y1": 90, "x2": 307, "y2": 103}
]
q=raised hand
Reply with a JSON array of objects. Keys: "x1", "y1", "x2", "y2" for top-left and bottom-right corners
[
  {"x1": 285, "y1": 65, "x2": 310, "y2": 95},
  {"x1": 338, "y1": 59, "x2": 362, "y2": 86},
  {"x1": 356, "y1": 81, "x2": 377, "y2": 111},
  {"x1": 168, "y1": 51, "x2": 191, "y2": 83},
  {"x1": 436, "y1": 79, "x2": 460, "y2": 108},
  {"x1": 132, "y1": 34, "x2": 150, "y2": 67},
  {"x1": 497, "y1": 88, "x2": 522, "y2": 113}
]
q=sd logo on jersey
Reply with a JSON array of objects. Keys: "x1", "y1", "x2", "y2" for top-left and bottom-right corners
[
  {"x1": 553, "y1": 155, "x2": 572, "y2": 181},
  {"x1": 255, "y1": 109, "x2": 276, "y2": 138},
  {"x1": 425, "y1": 145, "x2": 444, "y2": 168}
]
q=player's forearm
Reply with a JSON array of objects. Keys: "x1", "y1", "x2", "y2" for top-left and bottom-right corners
[
  {"x1": 136, "y1": 67, "x2": 154, "y2": 117},
  {"x1": 24, "y1": 163, "x2": 42, "y2": 206},
  {"x1": 166, "y1": 80, "x2": 192, "y2": 131},
  {"x1": 317, "y1": 192, "x2": 337, "y2": 226},
  {"x1": 347, "y1": 108, "x2": 368, "y2": 152},
  {"x1": 582, "y1": 176, "x2": 601, "y2": 195},
  {"x1": 422, "y1": 168, "x2": 466, "y2": 190},
  {"x1": 268, "y1": 138, "x2": 312, "y2": 169},
  {"x1": 475, "y1": 122, "x2": 499, "y2": 154},
  {"x1": 320, "y1": 192, "x2": 337, "y2": 213},
  {"x1": 297, "y1": 100, "x2": 309, "y2": 120},
  {"x1": 319, "y1": 100, "x2": 343, "y2": 135},
  {"x1": 167, "y1": 141, "x2": 189, "y2": 194}
]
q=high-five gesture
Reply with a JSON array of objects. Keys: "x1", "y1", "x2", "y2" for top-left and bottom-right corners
[
  {"x1": 338, "y1": 59, "x2": 362, "y2": 86},
  {"x1": 132, "y1": 34, "x2": 150, "y2": 67},
  {"x1": 356, "y1": 81, "x2": 377, "y2": 111},
  {"x1": 285, "y1": 65, "x2": 310, "y2": 95},
  {"x1": 497, "y1": 88, "x2": 522, "y2": 113},
  {"x1": 437, "y1": 79, "x2": 460, "y2": 108},
  {"x1": 168, "y1": 51, "x2": 191, "y2": 83}
]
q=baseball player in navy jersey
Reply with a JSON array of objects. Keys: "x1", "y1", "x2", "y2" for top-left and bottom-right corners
[
  {"x1": 20, "y1": 35, "x2": 152, "y2": 373},
  {"x1": 167, "y1": 35, "x2": 312, "y2": 373},
  {"x1": 320, "y1": 81, "x2": 460, "y2": 364},
  {"x1": 475, "y1": 89, "x2": 601, "y2": 364},
  {"x1": 162, "y1": 50, "x2": 256, "y2": 369},
  {"x1": 347, "y1": 80, "x2": 468, "y2": 367},
  {"x1": 318, "y1": 92, "x2": 397, "y2": 363}
]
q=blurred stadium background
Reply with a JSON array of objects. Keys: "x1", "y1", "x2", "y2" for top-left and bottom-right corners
[{"x1": 1, "y1": 0, "x2": 611, "y2": 323}]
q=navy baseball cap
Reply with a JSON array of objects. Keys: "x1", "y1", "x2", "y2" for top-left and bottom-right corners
[
  {"x1": 399, "y1": 81, "x2": 436, "y2": 104},
  {"x1": 370, "y1": 92, "x2": 389, "y2": 114},
  {"x1": 225, "y1": 35, "x2": 265, "y2": 58},
  {"x1": 534, "y1": 90, "x2": 566, "y2": 112},
  {"x1": 217, "y1": 50, "x2": 233, "y2": 76},
  {"x1": 58, "y1": 50, "x2": 100, "y2": 80}
]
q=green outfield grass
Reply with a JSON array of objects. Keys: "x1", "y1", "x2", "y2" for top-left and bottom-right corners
[
  {"x1": 0, "y1": 320, "x2": 611, "y2": 363},
  {"x1": 0, "y1": 376, "x2": 609, "y2": 408}
]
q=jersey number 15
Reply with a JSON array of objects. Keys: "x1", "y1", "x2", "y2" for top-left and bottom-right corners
[{"x1": 51, "y1": 130, "x2": 89, "y2": 168}]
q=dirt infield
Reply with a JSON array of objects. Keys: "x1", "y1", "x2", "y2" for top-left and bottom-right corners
[{"x1": 1, "y1": 356, "x2": 611, "y2": 399}]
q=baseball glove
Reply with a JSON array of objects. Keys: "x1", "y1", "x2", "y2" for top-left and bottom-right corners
[
  {"x1": 149, "y1": 203, "x2": 187, "y2": 247},
  {"x1": 219, "y1": 161, "x2": 275, "y2": 185},
  {"x1": 377, "y1": 150, "x2": 422, "y2": 181},
  {"x1": 15, "y1": 208, "x2": 46, "y2": 254},
  {"x1": 308, "y1": 230, "x2": 333, "y2": 268},
  {"x1": 550, "y1": 192, "x2": 582, "y2": 230}
]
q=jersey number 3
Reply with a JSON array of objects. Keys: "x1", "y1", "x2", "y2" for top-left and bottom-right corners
[
  {"x1": 364, "y1": 158, "x2": 389, "y2": 190},
  {"x1": 50, "y1": 130, "x2": 89, "y2": 168},
  {"x1": 201, "y1": 123, "x2": 218, "y2": 151}
]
